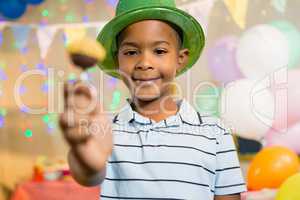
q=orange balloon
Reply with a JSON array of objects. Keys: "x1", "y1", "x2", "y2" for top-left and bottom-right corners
[{"x1": 247, "y1": 146, "x2": 300, "y2": 191}]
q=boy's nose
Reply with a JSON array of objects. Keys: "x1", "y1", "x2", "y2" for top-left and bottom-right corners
[
  {"x1": 135, "y1": 52, "x2": 154, "y2": 71},
  {"x1": 135, "y1": 64, "x2": 154, "y2": 71}
]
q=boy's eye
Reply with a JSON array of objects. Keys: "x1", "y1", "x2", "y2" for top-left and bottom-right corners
[
  {"x1": 155, "y1": 48, "x2": 167, "y2": 55},
  {"x1": 124, "y1": 50, "x2": 138, "y2": 56}
]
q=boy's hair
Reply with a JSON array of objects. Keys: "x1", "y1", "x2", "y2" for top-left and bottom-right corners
[{"x1": 116, "y1": 20, "x2": 183, "y2": 51}]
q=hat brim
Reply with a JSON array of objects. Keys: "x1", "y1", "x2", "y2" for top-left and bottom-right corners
[{"x1": 97, "y1": 6, "x2": 205, "y2": 78}]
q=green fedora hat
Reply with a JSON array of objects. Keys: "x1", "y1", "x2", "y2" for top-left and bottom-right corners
[{"x1": 97, "y1": 0, "x2": 205, "y2": 78}]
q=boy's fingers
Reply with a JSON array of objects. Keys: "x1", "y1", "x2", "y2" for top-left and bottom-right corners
[
  {"x1": 59, "y1": 111, "x2": 76, "y2": 130},
  {"x1": 64, "y1": 126, "x2": 91, "y2": 143},
  {"x1": 59, "y1": 111, "x2": 91, "y2": 129},
  {"x1": 64, "y1": 80, "x2": 87, "y2": 102},
  {"x1": 73, "y1": 82, "x2": 99, "y2": 114},
  {"x1": 59, "y1": 113, "x2": 68, "y2": 131},
  {"x1": 59, "y1": 113, "x2": 98, "y2": 143},
  {"x1": 69, "y1": 95, "x2": 98, "y2": 116},
  {"x1": 64, "y1": 82, "x2": 70, "y2": 100},
  {"x1": 64, "y1": 82, "x2": 76, "y2": 109},
  {"x1": 73, "y1": 81, "x2": 97, "y2": 100}
]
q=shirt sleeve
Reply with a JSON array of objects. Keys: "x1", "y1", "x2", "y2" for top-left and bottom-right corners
[{"x1": 214, "y1": 131, "x2": 247, "y2": 195}]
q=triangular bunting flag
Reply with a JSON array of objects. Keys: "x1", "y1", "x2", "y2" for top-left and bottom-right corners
[
  {"x1": 12, "y1": 25, "x2": 31, "y2": 50},
  {"x1": 179, "y1": 0, "x2": 216, "y2": 35},
  {"x1": 223, "y1": 0, "x2": 248, "y2": 29},
  {"x1": 271, "y1": 0, "x2": 287, "y2": 14},
  {"x1": 37, "y1": 26, "x2": 58, "y2": 59}
]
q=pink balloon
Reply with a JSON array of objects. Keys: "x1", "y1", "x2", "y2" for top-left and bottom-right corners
[
  {"x1": 265, "y1": 122, "x2": 300, "y2": 153},
  {"x1": 271, "y1": 69, "x2": 300, "y2": 130},
  {"x1": 207, "y1": 36, "x2": 243, "y2": 84}
]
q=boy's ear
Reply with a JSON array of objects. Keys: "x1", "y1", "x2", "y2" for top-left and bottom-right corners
[{"x1": 177, "y1": 48, "x2": 189, "y2": 73}]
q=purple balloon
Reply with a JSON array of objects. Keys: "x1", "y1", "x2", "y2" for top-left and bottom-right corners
[{"x1": 207, "y1": 36, "x2": 243, "y2": 84}]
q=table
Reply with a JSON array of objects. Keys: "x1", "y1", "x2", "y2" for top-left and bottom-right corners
[{"x1": 10, "y1": 179, "x2": 100, "y2": 200}]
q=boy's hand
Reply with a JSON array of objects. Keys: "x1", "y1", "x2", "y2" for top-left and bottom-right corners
[{"x1": 59, "y1": 81, "x2": 113, "y2": 172}]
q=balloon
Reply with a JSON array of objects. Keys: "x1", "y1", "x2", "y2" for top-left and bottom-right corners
[
  {"x1": 195, "y1": 87, "x2": 221, "y2": 117},
  {"x1": 271, "y1": 69, "x2": 300, "y2": 130},
  {"x1": 0, "y1": 0, "x2": 27, "y2": 19},
  {"x1": 221, "y1": 79, "x2": 274, "y2": 141},
  {"x1": 236, "y1": 24, "x2": 289, "y2": 79},
  {"x1": 207, "y1": 36, "x2": 243, "y2": 84},
  {"x1": 247, "y1": 146, "x2": 300, "y2": 191},
  {"x1": 276, "y1": 173, "x2": 300, "y2": 200},
  {"x1": 242, "y1": 189, "x2": 277, "y2": 200},
  {"x1": 265, "y1": 122, "x2": 300, "y2": 154},
  {"x1": 271, "y1": 20, "x2": 300, "y2": 69},
  {"x1": 22, "y1": 0, "x2": 44, "y2": 5}
]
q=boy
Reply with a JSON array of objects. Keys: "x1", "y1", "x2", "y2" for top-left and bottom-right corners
[{"x1": 59, "y1": 0, "x2": 247, "y2": 199}]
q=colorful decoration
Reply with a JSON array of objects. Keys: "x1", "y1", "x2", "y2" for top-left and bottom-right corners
[
  {"x1": 179, "y1": 0, "x2": 216, "y2": 34},
  {"x1": 270, "y1": 69, "x2": 300, "y2": 130},
  {"x1": 247, "y1": 146, "x2": 300, "y2": 190},
  {"x1": 0, "y1": 30, "x2": 3, "y2": 46},
  {"x1": 110, "y1": 90, "x2": 121, "y2": 110},
  {"x1": 37, "y1": 26, "x2": 57, "y2": 59},
  {"x1": 41, "y1": 81, "x2": 49, "y2": 93},
  {"x1": 108, "y1": 77, "x2": 118, "y2": 88},
  {"x1": 195, "y1": 87, "x2": 221, "y2": 117},
  {"x1": 106, "y1": 0, "x2": 118, "y2": 7},
  {"x1": 276, "y1": 173, "x2": 300, "y2": 200},
  {"x1": 271, "y1": 20, "x2": 300, "y2": 69},
  {"x1": 42, "y1": 113, "x2": 57, "y2": 133},
  {"x1": 0, "y1": 68, "x2": 7, "y2": 80},
  {"x1": 0, "y1": 115, "x2": 4, "y2": 128},
  {"x1": 23, "y1": 0, "x2": 45, "y2": 5},
  {"x1": 67, "y1": 73, "x2": 77, "y2": 84},
  {"x1": 271, "y1": 0, "x2": 287, "y2": 14},
  {"x1": 12, "y1": 25, "x2": 31, "y2": 50},
  {"x1": 207, "y1": 35, "x2": 243, "y2": 84},
  {"x1": 236, "y1": 24, "x2": 289, "y2": 79},
  {"x1": 0, "y1": 0, "x2": 27, "y2": 20},
  {"x1": 223, "y1": 0, "x2": 248, "y2": 29},
  {"x1": 20, "y1": 105, "x2": 29, "y2": 113},
  {"x1": 266, "y1": 122, "x2": 300, "y2": 154},
  {"x1": 1, "y1": 19, "x2": 107, "y2": 59},
  {"x1": 0, "y1": 0, "x2": 45, "y2": 20},
  {"x1": 221, "y1": 79, "x2": 274, "y2": 141},
  {"x1": 0, "y1": 108, "x2": 6, "y2": 128},
  {"x1": 33, "y1": 156, "x2": 69, "y2": 182},
  {"x1": 24, "y1": 128, "x2": 33, "y2": 138}
]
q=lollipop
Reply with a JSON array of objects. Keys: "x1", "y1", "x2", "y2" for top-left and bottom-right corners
[{"x1": 67, "y1": 37, "x2": 106, "y2": 70}]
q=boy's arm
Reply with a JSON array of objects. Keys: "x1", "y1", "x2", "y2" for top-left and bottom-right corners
[
  {"x1": 214, "y1": 194, "x2": 241, "y2": 200},
  {"x1": 60, "y1": 81, "x2": 113, "y2": 187},
  {"x1": 68, "y1": 147, "x2": 107, "y2": 186}
]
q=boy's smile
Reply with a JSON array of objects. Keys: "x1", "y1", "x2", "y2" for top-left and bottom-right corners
[{"x1": 117, "y1": 20, "x2": 189, "y2": 103}]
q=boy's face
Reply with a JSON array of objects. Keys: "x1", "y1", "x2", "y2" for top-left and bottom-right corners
[{"x1": 117, "y1": 20, "x2": 189, "y2": 102}]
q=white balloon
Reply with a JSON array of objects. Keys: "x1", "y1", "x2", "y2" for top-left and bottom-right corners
[
  {"x1": 236, "y1": 24, "x2": 289, "y2": 79},
  {"x1": 220, "y1": 79, "x2": 274, "y2": 141}
]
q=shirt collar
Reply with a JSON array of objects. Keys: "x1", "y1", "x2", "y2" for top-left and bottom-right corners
[{"x1": 113, "y1": 98, "x2": 202, "y2": 126}]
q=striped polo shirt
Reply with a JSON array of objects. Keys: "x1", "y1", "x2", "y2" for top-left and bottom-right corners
[{"x1": 100, "y1": 99, "x2": 246, "y2": 199}]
